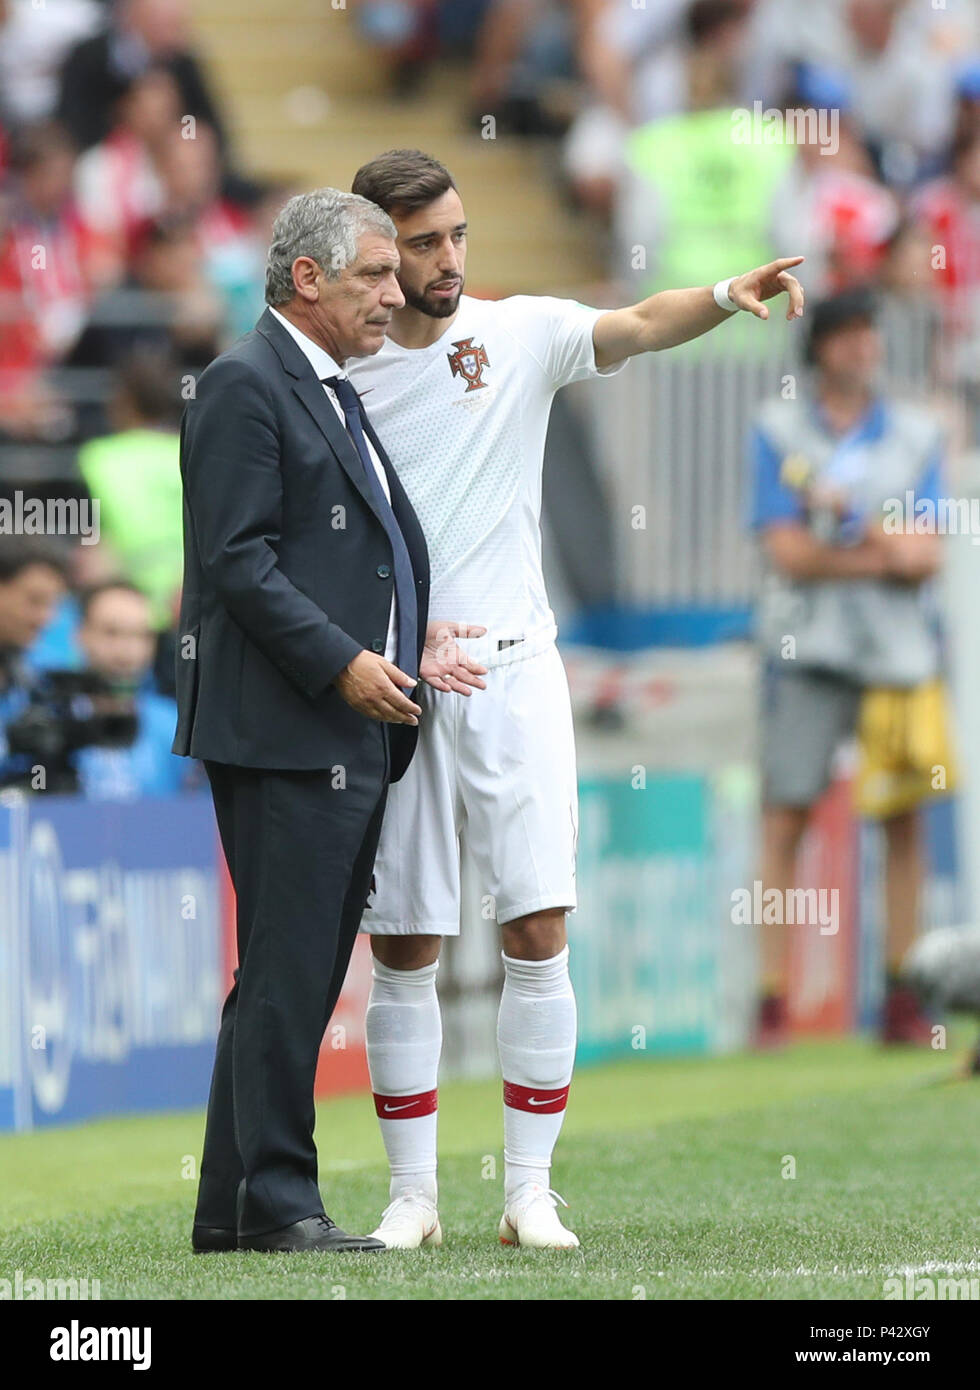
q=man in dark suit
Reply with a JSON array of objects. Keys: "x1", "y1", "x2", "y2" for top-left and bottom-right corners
[{"x1": 173, "y1": 187, "x2": 485, "y2": 1253}]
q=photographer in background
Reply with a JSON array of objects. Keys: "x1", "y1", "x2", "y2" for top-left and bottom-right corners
[
  {"x1": 73, "y1": 579, "x2": 192, "y2": 799},
  {"x1": 2, "y1": 572, "x2": 193, "y2": 798},
  {"x1": 0, "y1": 538, "x2": 68, "y2": 786}
]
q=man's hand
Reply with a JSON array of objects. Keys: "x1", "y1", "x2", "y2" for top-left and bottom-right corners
[
  {"x1": 420, "y1": 620, "x2": 488, "y2": 695},
  {"x1": 334, "y1": 651, "x2": 422, "y2": 725},
  {"x1": 728, "y1": 257, "x2": 806, "y2": 321}
]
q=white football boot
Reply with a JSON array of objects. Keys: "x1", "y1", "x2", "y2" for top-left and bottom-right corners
[
  {"x1": 498, "y1": 1183, "x2": 580, "y2": 1249},
  {"x1": 370, "y1": 1193, "x2": 443, "y2": 1250}
]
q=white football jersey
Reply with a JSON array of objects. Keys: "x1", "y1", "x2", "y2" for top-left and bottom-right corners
[{"x1": 348, "y1": 294, "x2": 624, "y2": 659}]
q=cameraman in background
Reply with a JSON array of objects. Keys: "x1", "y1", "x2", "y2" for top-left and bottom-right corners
[
  {"x1": 2, "y1": 562, "x2": 193, "y2": 798},
  {"x1": 73, "y1": 580, "x2": 193, "y2": 800},
  {"x1": 0, "y1": 538, "x2": 68, "y2": 786}
]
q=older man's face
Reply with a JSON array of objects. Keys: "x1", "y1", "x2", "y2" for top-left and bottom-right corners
[{"x1": 316, "y1": 233, "x2": 404, "y2": 361}]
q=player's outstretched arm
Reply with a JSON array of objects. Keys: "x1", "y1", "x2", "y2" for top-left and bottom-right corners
[
  {"x1": 420, "y1": 620, "x2": 489, "y2": 695},
  {"x1": 593, "y1": 257, "x2": 806, "y2": 370}
]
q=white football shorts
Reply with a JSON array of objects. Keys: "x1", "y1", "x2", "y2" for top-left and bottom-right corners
[{"x1": 360, "y1": 641, "x2": 578, "y2": 933}]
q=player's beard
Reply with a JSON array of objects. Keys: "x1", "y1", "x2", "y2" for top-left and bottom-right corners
[{"x1": 402, "y1": 278, "x2": 463, "y2": 319}]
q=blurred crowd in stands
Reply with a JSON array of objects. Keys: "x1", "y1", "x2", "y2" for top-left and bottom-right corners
[
  {"x1": 1, "y1": 0, "x2": 979, "y2": 799},
  {"x1": 362, "y1": 0, "x2": 980, "y2": 391},
  {"x1": 0, "y1": 0, "x2": 294, "y2": 796}
]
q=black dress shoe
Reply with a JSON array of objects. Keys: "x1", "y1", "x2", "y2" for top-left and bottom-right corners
[
  {"x1": 238, "y1": 1214, "x2": 386, "y2": 1253},
  {"x1": 192, "y1": 1224, "x2": 238, "y2": 1253}
]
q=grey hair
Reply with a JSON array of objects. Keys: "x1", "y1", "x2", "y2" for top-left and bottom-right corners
[{"x1": 264, "y1": 188, "x2": 397, "y2": 306}]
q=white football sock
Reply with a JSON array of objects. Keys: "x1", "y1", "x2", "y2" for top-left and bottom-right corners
[
  {"x1": 366, "y1": 957, "x2": 442, "y2": 1205},
  {"x1": 497, "y1": 945, "x2": 577, "y2": 1203}
]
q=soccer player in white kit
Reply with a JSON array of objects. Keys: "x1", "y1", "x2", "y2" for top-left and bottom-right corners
[{"x1": 348, "y1": 150, "x2": 805, "y2": 1249}]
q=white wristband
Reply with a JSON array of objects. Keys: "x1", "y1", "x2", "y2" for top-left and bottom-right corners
[{"x1": 713, "y1": 277, "x2": 738, "y2": 312}]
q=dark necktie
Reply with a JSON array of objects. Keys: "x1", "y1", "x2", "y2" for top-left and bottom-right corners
[{"x1": 322, "y1": 375, "x2": 418, "y2": 681}]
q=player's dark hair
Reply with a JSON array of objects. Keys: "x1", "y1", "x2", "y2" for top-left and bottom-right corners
[{"x1": 352, "y1": 149, "x2": 456, "y2": 217}]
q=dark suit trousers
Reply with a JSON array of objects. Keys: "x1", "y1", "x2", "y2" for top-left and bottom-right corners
[{"x1": 194, "y1": 721, "x2": 388, "y2": 1236}]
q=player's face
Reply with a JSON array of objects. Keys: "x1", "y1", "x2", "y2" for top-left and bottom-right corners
[
  {"x1": 391, "y1": 189, "x2": 467, "y2": 319},
  {"x1": 314, "y1": 232, "x2": 405, "y2": 358}
]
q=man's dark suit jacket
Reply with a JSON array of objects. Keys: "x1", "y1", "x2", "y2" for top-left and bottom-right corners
[{"x1": 172, "y1": 307, "x2": 429, "y2": 781}]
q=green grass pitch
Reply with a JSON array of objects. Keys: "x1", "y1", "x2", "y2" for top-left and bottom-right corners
[{"x1": 2, "y1": 1039, "x2": 978, "y2": 1300}]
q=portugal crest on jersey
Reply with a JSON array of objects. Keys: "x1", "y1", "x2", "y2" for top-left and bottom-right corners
[{"x1": 447, "y1": 337, "x2": 490, "y2": 391}]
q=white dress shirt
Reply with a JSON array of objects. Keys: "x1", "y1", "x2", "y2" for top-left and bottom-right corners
[{"x1": 269, "y1": 306, "x2": 398, "y2": 665}]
